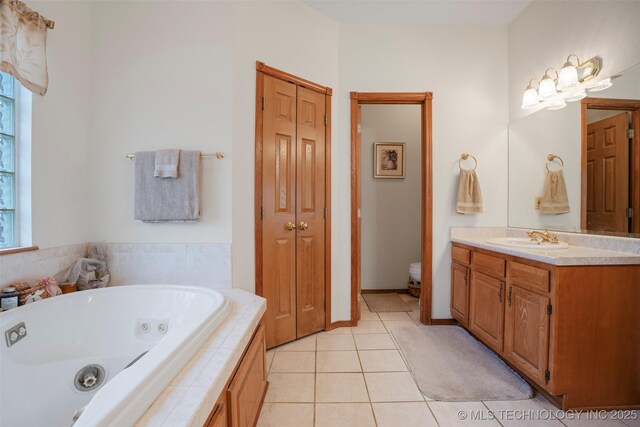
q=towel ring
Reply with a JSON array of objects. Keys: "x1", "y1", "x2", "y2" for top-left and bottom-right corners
[
  {"x1": 459, "y1": 153, "x2": 477, "y2": 171},
  {"x1": 546, "y1": 154, "x2": 564, "y2": 173}
]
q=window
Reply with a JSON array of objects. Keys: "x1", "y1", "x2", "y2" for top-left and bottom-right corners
[{"x1": 0, "y1": 71, "x2": 16, "y2": 248}]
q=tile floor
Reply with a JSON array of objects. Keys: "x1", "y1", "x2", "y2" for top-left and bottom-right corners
[{"x1": 257, "y1": 293, "x2": 639, "y2": 427}]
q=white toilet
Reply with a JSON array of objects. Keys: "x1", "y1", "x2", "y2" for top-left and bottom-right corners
[{"x1": 409, "y1": 262, "x2": 421, "y2": 283}]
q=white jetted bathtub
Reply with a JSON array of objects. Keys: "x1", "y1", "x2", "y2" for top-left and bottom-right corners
[{"x1": 0, "y1": 285, "x2": 230, "y2": 427}]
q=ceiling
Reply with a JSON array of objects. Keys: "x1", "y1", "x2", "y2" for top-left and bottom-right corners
[{"x1": 303, "y1": 0, "x2": 533, "y2": 26}]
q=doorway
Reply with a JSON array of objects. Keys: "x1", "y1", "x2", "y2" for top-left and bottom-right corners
[
  {"x1": 581, "y1": 97, "x2": 640, "y2": 234},
  {"x1": 255, "y1": 62, "x2": 332, "y2": 349},
  {"x1": 350, "y1": 92, "x2": 433, "y2": 325}
]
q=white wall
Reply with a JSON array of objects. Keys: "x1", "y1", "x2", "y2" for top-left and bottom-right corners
[
  {"x1": 508, "y1": 0, "x2": 640, "y2": 122},
  {"x1": 338, "y1": 24, "x2": 509, "y2": 319},
  {"x1": 360, "y1": 105, "x2": 421, "y2": 290},
  {"x1": 28, "y1": 1, "x2": 93, "y2": 248}
]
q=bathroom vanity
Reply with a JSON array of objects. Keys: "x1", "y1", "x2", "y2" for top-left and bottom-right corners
[{"x1": 450, "y1": 231, "x2": 640, "y2": 410}]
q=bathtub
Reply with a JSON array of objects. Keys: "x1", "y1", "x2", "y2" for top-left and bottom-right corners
[{"x1": 0, "y1": 285, "x2": 230, "y2": 427}]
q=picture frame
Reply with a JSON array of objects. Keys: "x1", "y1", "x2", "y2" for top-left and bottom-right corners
[{"x1": 374, "y1": 142, "x2": 405, "y2": 179}]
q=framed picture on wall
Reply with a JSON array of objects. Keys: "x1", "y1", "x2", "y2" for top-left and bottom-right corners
[{"x1": 374, "y1": 142, "x2": 405, "y2": 179}]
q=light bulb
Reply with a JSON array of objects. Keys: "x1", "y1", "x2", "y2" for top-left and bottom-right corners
[
  {"x1": 539, "y1": 70, "x2": 558, "y2": 100},
  {"x1": 521, "y1": 81, "x2": 540, "y2": 109}
]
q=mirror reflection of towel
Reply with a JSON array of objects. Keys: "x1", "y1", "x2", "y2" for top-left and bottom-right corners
[
  {"x1": 456, "y1": 169, "x2": 483, "y2": 214},
  {"x1": 540, "y1": 169, "x2": 570, "y2": 214}
]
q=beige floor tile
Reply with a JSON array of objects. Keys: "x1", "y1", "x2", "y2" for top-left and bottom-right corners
[
  {"x1": 364, "y1": 372, "x2": 423, "y2": 402},
  {"x1": 270, "y1": 351, "x2": 315, "y2": 373},
  {"x1": 358, "y1": 349, "x2": 407, "y2": 372},
  {"x1": 407, "y1": 300, "x2": 419, "y2": 310},
  {"x1": 316, "y1": 373, "x2": 369, "y2": 403},
  {"x1": 534, "y1": 394, "x2": 630, "y2": 427},
  {"x1": 383, "y1": 320, "x2": 418, "y2": 331},
  {"x1": 315, "y1": 403, "x2": 376, "y2": 427},
  {"x1": 428, "y1": 401, "x2": 501, "y2": 426},
  {"x1": 317, "y1": 334, "x2": 356, "y2": 351},
  {"x1": 378, "y1": 312, "x2": 412, "y2": 321},
  {"x1": 408, "y1": 310, "x2": 421, "y2": 321},
  {"x1": 354, "y1": 333, "x2": 396, "y2": 350},
  {"x1": 275, "y1": 334, "x2": 316, "y2": 352},
  {"x1": 266, "y1": 349, "x2": 275, "y2": 373},
  {"x1": 322, "y1": 327, "x2": 353, "y2": 335},
  {"x1": 622, "y1": 412, "x2": 640, "y2": 427},
  {"x1": 317, "y1": 351, "x2": 362, "y2": 373},
  {"x1": 373, "y1": 402, "x2": 438, "y2": 427},
  {"x1": 360, "y1": 311, "x2": 380, "y2": 320},
  {"x1": 257, "y1": 403, "x2": 314, "y2": 427},
  {"x1": 352, "y1": 320, "x2": 387, "y2": 334},
  {"x1": 483, "y1": 399, "x2": 564, "y2": 426},
  {"x1": 264, "y1": 373, "x2": 315, "y2": 403}
]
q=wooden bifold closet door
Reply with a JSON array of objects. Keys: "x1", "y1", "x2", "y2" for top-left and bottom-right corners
[{"x1": 261, "y1": 74, "x2": 326, "y2": 348}]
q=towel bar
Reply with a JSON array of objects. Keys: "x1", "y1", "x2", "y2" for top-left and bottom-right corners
[{"x1": 126, "y1": 152, "x2": 224, "y2": 160}]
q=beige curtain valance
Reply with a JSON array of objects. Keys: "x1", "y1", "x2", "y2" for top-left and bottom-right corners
[{"x1": 0, "y1": 0, "x2": 53, "y2": 96}]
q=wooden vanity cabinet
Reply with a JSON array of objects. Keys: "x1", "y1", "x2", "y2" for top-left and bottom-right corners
[
  {"x1": 204, "y1": 321, "x2": 268, "y2": 427},
  {"x1": 451, "y1": 243, "x2": 640, "y2": 410}
]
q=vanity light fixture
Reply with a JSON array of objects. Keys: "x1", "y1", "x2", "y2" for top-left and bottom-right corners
[
  {"x1": 557, "y1": 55, "x2": 580, "y2": 91},
  {"x1": 539, "y1": 69, "x2": 559, "y2": 100},
  {"x1": 521, "y1": 79, "x2": 540, "y2": 109},
  {"x1": 520, "y1": 55, "x2": 608, "y2": 110}
]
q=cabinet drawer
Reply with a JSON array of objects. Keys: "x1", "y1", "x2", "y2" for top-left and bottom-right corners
[
  {"x1": 452, "y1": 245, "x2": 471, "y2": 265},
  {"x1": 509, "y1": 261, "x2": 550, "y2": 294},
  {"x1": 473, "y1": 252, "x2": 506, "y2": 278}
]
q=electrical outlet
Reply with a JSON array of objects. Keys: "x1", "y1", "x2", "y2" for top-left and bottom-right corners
[{"x1": 535, "y1": 197, "x2": 542, "y2": 210}]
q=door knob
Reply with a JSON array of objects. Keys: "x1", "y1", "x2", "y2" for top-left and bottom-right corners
[
  {"x1": 298, "y1": 221, "x2": 309, "y2": 230},
  {"x1": 284, "y1": 221, "x2": 297, "y2": 231}
]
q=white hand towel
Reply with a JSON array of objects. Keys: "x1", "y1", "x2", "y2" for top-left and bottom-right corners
[
  {"x1": 456, "y1": 169, "x2": 483, "y2": 214},
  {"x1": 154, "y1": 149, "x2": 181, "y2": 178},
  {"x1": 540, "y1": 169, "x2": 570, "y2": 214}
]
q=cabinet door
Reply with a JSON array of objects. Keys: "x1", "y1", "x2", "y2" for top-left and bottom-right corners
[
  {"x1": 451, "y1": 262, "x2": 469, "y2": 325},
  {"x1": 205, "y1": 400, "x2": 227, "y2": 427},
  {"x1": 504, "y1": 285, "x2": 550, "y2": 384},
  {"x1": 470, "y1": 272, "x2": 505, "y2": 352},
  {"x1": 228, "y1": 324, "x2": 268, "y2": 427}
]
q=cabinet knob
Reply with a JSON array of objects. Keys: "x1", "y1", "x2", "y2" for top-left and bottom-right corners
[
  {"x1": 498, "y1": 282, "x2": 503, "y2": 303},
  {"x1": 507, "y1": 285, "x2": 513, "y2": 306},
  {"x1": 298, "y1": 221, "x2": 309, "y2": 230},
  {"x1": 284, "y1": 221, "x2": 297, "y2": 231}
]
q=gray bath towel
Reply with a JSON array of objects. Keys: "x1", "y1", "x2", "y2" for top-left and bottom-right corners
[{"x1": 134, "y1": 151, "x2": 201, "y2": 222}]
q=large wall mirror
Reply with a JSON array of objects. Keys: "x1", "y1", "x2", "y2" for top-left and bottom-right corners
[{"x1": 509, "y1": 62, "x2": 640, "y2": 237}]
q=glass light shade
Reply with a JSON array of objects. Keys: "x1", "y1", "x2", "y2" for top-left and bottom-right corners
[
  {"x1": 538, "y1": 77, "x2": 557, "y2": 99},
  {"x1": 557, "y1": 64, "x2": 579, "y2": 91},
  {"x1": 565, "y1": 89, "x2": 587, "y2": 102},
  {"x1": 587, "y1": 78, "x2": 612, "y2": 92},
  {"x1": 547, "y1": 99, "x2": 567, "y2": 110},
  {"x1": 521, "y1": 87, "x2": 540, "y2": 109}
]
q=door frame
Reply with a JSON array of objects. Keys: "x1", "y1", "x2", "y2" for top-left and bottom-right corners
[
  {"x1": 580, "y1": 97, "x2": 640, "y2": 232},
  {"x1": 350, "y1": 92, "x2": 434, "y2": 325},
  {"x1": 254, "y1": 61, "x2": 333, "y2": 332}
]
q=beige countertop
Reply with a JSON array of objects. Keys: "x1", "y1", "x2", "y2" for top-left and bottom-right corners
[
  {"x1": 135, "y1": 288, "x2": 266, "y2": 427},
  {"x1": 451, "y1": 227, "x2": 640, "y2": 266}
]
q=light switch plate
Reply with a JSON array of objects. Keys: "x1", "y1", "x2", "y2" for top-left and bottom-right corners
[{"x1": 535, "y1": 197, "x2": 542, "y2": 210}]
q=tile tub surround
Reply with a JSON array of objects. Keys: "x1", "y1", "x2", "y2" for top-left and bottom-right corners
[
  {"x1": 0, "y1": 243, "x2": 88, "y2": 286},
  {"x1": 102, "y1": 243, "x2": 232, "y2": 288},
  {"x1": 136, "y1": 288, "x2": 266, "y2": 427},
  {"x1": 450, "y1": 227, "x2": 640, "y2": 265}
]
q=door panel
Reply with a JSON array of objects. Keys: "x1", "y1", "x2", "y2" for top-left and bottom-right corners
[
  {"x1": 504, "y1": 285, "x2": 550, "y2": 384},
  {"x1": 262, "y1": 76, "x2": 297, "y2": 348},
  {"x1": 296, "y1": 86, "x2": 326, "y2": 338},
  {"x1": 451, "y1": 262, "x2": 469, "y2": 325},
  {"x1": 586, "y1": 112, "x2": 629, "y2": 232},
  {"x1": 470, "y1": 272, "x2": 505, "y2": 352}
]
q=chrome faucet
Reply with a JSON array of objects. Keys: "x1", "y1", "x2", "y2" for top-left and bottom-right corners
[{"x1": 527, "y1": 228, "x2": 559, "y2": 244}]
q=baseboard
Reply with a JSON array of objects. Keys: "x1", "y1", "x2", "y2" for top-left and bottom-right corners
[
  {"x1": 361, "y1": 289, "x2": 410, "y2": 294},
  {"x1": 428, "y1": 318, "x2": 458, "y2": 325},
  {"x1": 327, "y1": 320, "x2": 355, "y2": 331}
]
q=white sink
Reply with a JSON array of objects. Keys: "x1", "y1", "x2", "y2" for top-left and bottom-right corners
[{"x1": 486, "y1": 237, "x2": 569, "y2": 250}]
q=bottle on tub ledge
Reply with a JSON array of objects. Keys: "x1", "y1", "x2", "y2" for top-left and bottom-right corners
[{"x1": 0, "y1": 286, "x2": 19, "y2": 311}]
